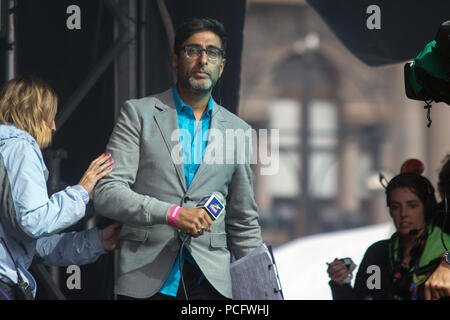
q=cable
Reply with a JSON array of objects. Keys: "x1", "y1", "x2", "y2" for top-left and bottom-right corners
[
  {"x1": 442, "y1": 189, "x2": 449, "y2": 251},
  {"x1": 379, "y1": 172, "x2": 389, "y2": 189},
  {"x1": 176, "y1": 194, "x2": 224, "y2": 300},
  {"x1": 424, "y1": 101, "x2": 433, "y2": 128},
  {"x1": 179, "y1": 233, "x2": 190, "y2": 300},
  {"x1": 218, "y1": 78, "x2": 223, "y2": 106}
]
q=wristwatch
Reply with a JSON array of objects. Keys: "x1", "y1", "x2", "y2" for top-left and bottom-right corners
[{"x1": 443, "y1": 251, "x2": 450, "y2": 264}]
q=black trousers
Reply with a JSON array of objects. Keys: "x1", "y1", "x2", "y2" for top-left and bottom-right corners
[{"x1": 117, "y1": 260, "x2": 228, "y2": 300}]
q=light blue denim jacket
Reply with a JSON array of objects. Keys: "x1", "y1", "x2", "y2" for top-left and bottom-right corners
[{"x1": 0, "y1": 124, "x2": 106, "y2": 298}]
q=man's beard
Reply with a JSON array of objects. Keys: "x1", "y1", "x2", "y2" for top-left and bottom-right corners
[
  {"x1": 179, "y1": 68, "x2": 219, "y2": 95},
  {"x1": 187, "y1": 76, "x2": 215, "y2": 94}
]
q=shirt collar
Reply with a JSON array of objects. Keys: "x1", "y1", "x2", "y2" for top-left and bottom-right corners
[{"x1": 172, "y1": 84, "x2": 213, "y2": 117}]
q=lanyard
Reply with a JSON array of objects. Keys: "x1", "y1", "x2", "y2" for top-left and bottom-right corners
[{"x1": 392, "y1": 233, "x2": 427, "y2": 300}]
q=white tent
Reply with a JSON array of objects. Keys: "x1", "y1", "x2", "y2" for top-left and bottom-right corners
[{"x1": 273, "y1": 222, "x2": 395, "y2": 300}]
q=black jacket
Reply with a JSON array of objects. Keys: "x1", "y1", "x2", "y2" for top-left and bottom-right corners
[
  {"x1": 329, "y1": 240, "x2": 395, "y2": 300},
  {"x1": 330, "y1": 225, "x2": 447, "y2": 300}
]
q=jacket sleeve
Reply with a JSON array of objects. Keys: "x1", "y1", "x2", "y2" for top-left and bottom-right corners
[
  {"x1": 35, "y1": 228, "x2": 106, "y2": 266},
  {"x1": 5, "y1": 140, "x2": 89, "y2": 239},
  {"x1": 329, "y1": 281, "x2": 355, "y2": 300},
  {"x1": 329, "y1": 243, "x2": 383, "y2": 300},
  {"x1": 225, "y1": 125, "x2": 262, "y2": 259},
  {"x1": 92, "y1": 101, "x2": 173, "y2": 226},
  {"x1": 329, "y1": 266, "x2": 370, "y2": 300}
]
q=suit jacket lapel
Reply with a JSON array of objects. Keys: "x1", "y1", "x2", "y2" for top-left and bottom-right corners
[
  {"x1": 153, "y1": 89, "x2": 187, "y2": 192},
  {"x1": 188, "y1": 102, "x2": 227, "y2": 192}
]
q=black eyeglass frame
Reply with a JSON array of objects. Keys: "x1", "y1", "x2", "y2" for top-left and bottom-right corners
[{"x1": 180, "y1": 44, "x2": 225, "y2": 61}]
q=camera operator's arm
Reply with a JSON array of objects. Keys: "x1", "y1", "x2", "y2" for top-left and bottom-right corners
[{"x1": 424, "y1": 258, "x2": 450, "y2": 300}]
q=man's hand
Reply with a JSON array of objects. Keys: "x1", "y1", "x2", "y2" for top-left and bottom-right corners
[
  {"x1": 101, "y1": 222, "x2": 122, "y2": 251},
  {"x1": 174, "y1": 207, "x2": 213, "y2": 238},
  {"x1": 424, "y1": 258, "x2": 450, "y2": 300},
  {"x1": 327, "y1": 258, "x2": 350, "y2": 285}
]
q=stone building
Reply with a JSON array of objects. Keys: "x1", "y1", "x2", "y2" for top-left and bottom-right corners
[{"x1": 238, "y1": 0, "x2": 450, "y2": 244}]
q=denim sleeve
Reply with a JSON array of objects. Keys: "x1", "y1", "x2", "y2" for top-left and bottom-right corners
[
  {"x1": 35, "y1": 228, "x2": 106, "y2": 266},
  {"x1": 5, "y1": 140, "x2": 88, "y2": 238}
]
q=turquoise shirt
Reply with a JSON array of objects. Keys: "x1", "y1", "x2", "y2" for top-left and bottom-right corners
[{"x1": 158, "y1": 85, "x2": 213, "y2": 297}]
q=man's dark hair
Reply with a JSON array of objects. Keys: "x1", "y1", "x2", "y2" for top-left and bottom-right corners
[{"x1": 174, "y1": 18, "x2": 227, "y2": 57}]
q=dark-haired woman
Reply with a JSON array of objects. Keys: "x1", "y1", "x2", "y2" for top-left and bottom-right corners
[{"x1": 327, "y1": 170, "x2": 450, "y2": 300}]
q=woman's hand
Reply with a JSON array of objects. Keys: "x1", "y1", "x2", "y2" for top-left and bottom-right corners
[
  {"x1": 327, "y1": 258, "x2": 350, "y2": 285},
  {"x1": 78, "y1": 153, "x2": 113, "y2": 196}
]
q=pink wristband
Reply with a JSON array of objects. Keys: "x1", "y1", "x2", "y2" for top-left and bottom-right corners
[{"x1": 168, "y1": 206, "x2": 181, "y2": 227}]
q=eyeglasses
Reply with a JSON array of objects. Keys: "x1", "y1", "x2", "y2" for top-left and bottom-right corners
[{"x1": 181, "y1": 45, "x2": 224, "y2": 62}]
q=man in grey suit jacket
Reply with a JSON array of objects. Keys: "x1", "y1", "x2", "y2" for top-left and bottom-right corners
[{"x1": 93, "y1": 17, "x2": 262, "y2": 300}]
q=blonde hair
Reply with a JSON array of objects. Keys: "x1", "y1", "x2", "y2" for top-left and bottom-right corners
[{"x1": 0, "y1": 76, "x2": 58, "y2": 149}]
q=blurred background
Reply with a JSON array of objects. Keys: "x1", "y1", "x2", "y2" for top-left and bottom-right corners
[
  {"x1": 240, "y1": 0, "x2": 450, "y2": 299},
  {"x1": 1, "y1": 0, "x2": 449, "y2": 299},
  {"x1": 242, "y1": 0, "x2": 450, "y2": 241}
]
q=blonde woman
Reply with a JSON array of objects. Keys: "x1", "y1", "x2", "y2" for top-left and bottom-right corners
[{"x1": 0, "y1": 75, "x2": 120, "y2": 300}]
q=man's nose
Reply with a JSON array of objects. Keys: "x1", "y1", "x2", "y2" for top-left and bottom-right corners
[{"x1": 199, "y1": 50, "x2": 208, "y2": 65}]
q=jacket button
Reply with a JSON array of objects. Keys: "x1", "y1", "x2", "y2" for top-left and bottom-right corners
[{"x1": 184, "y1": 197, "x2": 191, "y2": 203}]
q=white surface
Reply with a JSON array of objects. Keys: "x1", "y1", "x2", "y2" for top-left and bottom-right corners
[{"x1": 273, "y1": 222, "x2": 395, "y2": 300}]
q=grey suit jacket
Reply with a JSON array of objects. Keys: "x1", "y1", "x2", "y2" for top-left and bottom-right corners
[{"x1": 93, "y1": 88, "x2": 262, "y2": 298}]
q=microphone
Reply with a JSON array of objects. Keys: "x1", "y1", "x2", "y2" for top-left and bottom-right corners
[
  {"x1": 180, "y1": 192, "x2": 225, "y2": 300},
  {"x1": 408, "y1": 228, "x2": 423, "y2": 236},
  {"x1": 196, "y1": 192, "x2": 225, "y2": 221}
]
